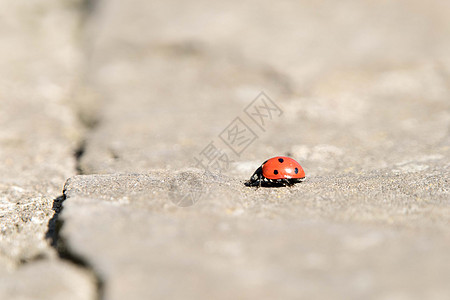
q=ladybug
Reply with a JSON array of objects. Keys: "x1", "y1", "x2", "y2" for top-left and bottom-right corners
[{"x1": 246, "y1": 156, "x2": 305, "y2": 187}]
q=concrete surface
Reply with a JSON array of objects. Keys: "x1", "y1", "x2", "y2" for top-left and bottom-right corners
[
  {"x1": 0, "y1": 0, "x2": 449, "y2": 299},
  {"x1": 61, "y1": 171, "x2": 449, "y2": 299}
]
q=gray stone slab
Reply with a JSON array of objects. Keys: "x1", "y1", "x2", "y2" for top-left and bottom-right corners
[{"x1": 61, "y1": 170, "x2": 450, "y2": 299}]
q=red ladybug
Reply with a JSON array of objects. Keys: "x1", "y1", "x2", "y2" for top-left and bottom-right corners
[{"x1": 246, "y1": 156, "x2": 305, "y2": 187}]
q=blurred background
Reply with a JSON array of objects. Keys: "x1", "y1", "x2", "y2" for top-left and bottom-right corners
[
  {"x1": 1, "y1": 0, "x2": 449, "y2": 176},
  {"x1": 76, "y1": 0, "x2": 450, "y2": 176}
]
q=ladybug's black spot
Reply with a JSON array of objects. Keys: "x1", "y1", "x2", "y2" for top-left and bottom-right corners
[
  {"x1": 278, "y1": 158, "x2": 284, "y2": 163},
  {"x1": 273, "y1": 170, "x2": 279, "y2": 175},
  {"x1": 294, "y1": 167, "x2": 299, "y2": 174}
]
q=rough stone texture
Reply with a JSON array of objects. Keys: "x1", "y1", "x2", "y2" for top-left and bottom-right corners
[
  {"x1": 0, "y1": 0, "x2": 82, "y2": 267},
  {"x1": 62, "y1": 171, "x2": 449, "y2": 299},
  {"x1": 0, "y1": 0, "x2": 96, "y2": 299}
]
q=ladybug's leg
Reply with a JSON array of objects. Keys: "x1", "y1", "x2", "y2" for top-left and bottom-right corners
[{"x1": 283, "y1": 179, "x2": 293, "y2": 186}]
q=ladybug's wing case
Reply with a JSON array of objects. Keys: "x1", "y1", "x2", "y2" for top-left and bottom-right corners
[{"x1": 262, "y1": 156, "x2": 305, "y2": 180}]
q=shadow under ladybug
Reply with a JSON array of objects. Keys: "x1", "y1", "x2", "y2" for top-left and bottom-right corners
[{"x1": 245, "y1": 156, "x2": 306, "y2": 188}]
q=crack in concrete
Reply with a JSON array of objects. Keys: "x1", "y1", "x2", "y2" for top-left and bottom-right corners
[
  {"x1": 45, "y1": 116, "x2": 103, "y2": 298},
  {"x1": 45, "y1": 103, "x2": 104, "y2": 298},
  {"x1": 75, "y1": 140, "x2": 87, "y2": 175},
  {"x1": 44, "y1": 0, "x2": 104, "y2": 292},
  {"x1": 1, "y1": 0, "x2": 108, "y2": 298},
  {"x1": 46, "y1": 193, "x2": 104, "y2": 300}
]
